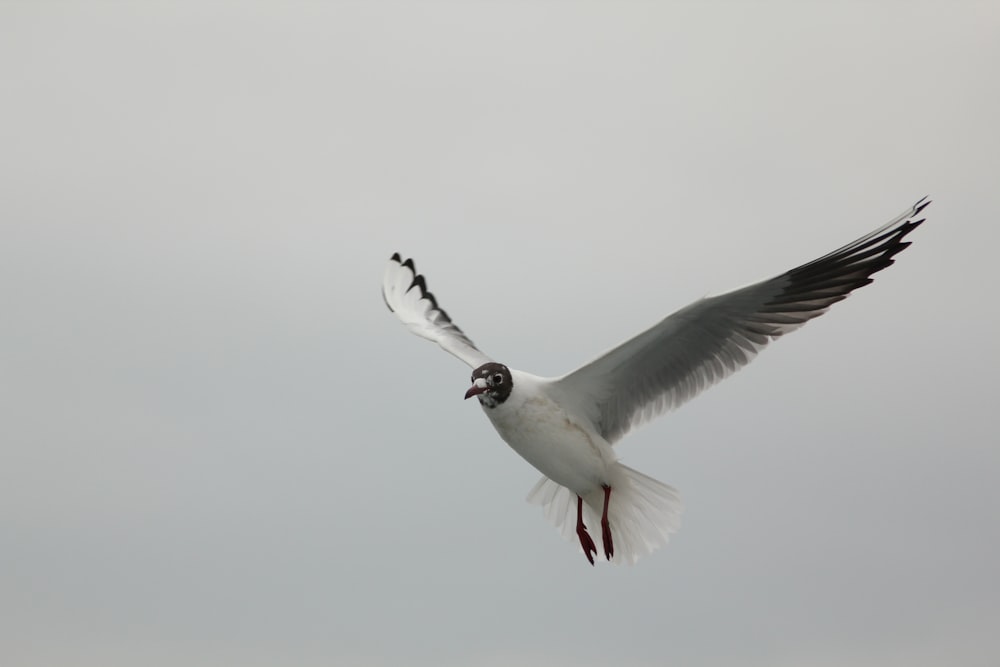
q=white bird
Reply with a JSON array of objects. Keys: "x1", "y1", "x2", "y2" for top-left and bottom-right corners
[{"x1": 382, "y1": 198, "x2": 929, "y2": 565}]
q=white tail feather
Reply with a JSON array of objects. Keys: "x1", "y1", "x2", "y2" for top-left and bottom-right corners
[{"x1": 526, "y1": 464, "x2": 683, "y2": 564}]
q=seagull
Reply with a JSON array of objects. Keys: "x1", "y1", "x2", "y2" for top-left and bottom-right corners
[{"x1": 381, "y1": 198, "x2": 929, "y2": 565}]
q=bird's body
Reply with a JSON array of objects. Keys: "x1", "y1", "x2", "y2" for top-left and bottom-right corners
[
  {"x1": 382, "y1": 198, "x2": 929, "y2": 565},
  {"x1": 466, "y1": 364, "x2": 682, "y2": 563},
  {"x1": 482, "y1": 370, "x2": 618, "y2": 496},
  {"x1": 484, "y1": 370, "x2": 614, "y2": 494}
]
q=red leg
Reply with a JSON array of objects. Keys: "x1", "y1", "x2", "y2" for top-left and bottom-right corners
[
  {"x1": 576, "y1": 495, "x2": 597, "y2": 566},
  {"x1": 600, "y1": 484, "x2": 614, "y2": 561}
]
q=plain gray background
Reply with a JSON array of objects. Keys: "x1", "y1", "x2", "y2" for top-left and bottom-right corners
[{"x1": 3, "y1": 2, "x2": 998, "y2": 666}]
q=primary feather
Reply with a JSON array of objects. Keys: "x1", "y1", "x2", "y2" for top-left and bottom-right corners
[{"x1": 382, "y1": 253, "x2": 491, "y2": 369}]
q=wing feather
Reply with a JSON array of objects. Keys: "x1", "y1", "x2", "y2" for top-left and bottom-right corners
[
  {"x1": 550, "y1": 198, "x2": 929, "y2": 444},
  {"x1": 382, "y1": 253, "x2": 492, "y2": 369}
]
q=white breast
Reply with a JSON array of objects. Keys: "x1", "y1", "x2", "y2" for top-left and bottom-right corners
[{"x1": 481, "y1": 371, "x2": 617, "y2": 495}]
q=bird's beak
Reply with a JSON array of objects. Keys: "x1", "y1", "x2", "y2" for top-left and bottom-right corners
[{"x1": 464, "y1": 377, "x2": 488, "y2": 400}]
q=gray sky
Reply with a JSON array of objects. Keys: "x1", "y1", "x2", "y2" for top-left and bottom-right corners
[{"x1": 2, "y1": 2, "x2": 998, "y2": 666}]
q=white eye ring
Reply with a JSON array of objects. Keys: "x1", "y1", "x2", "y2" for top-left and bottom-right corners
[{"x1": 493, "y1": 373, "x2": 503, "y2": 384}]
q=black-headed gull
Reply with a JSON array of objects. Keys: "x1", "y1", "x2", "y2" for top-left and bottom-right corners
[{"x1": 382, "y1": 198, "x2": 929, "y2": 565}]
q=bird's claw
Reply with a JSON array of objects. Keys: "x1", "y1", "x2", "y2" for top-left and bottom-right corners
[
  {"x1": 577, "y1": 525, "x2": 597, "y2": 566},
  {"x1": 601, "y1": 519, "x2": 614, "y2": 561}
]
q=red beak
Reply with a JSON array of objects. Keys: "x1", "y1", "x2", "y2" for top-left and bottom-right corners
[{"x1": 465, "y1": 384, "x2": 488, "y2": 400}]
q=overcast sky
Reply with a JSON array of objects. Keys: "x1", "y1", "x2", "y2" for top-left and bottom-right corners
[{"x1": 2, "y1": 2, "x2": 999, "y2": 666}]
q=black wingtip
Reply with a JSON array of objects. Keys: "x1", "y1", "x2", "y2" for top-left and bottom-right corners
[
  {"x1": 383, "y1": 253, "x2": 469, "y2": 339},
  {"x1": 913, "y1": 196, "x2": 932, "y2": 216}
]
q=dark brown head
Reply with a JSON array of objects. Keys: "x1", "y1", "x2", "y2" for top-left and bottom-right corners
[{"x1": 464, "y1": 362, "x2": 513, "y2": 408}]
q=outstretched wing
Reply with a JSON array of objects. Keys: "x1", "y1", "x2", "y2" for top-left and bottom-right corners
[
  {"x1": 382, "y1": 253, "x2": 492, "y2": 369},
  {"x1": 550, "y1": 197, "x2": 930, "y2": 444}
]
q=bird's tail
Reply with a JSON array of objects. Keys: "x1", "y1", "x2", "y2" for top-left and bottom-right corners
[{"x1": 526, "y1": 463, "x2": 683, "y2": 565}]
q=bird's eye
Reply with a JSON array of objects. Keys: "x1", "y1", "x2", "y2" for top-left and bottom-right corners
[{"x1": 493, "y1": 373, "x2": 503, "y2": 384}]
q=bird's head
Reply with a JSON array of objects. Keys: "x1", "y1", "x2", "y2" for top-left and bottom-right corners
[{"x1": 465, "y1": 362, "x2": 512, "y2": 407}]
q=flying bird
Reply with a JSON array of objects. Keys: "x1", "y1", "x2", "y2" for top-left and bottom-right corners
[{"x1": 381, "y1": 198, "x2": 929, "y2": 565}]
